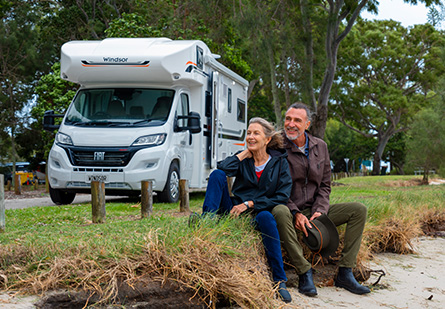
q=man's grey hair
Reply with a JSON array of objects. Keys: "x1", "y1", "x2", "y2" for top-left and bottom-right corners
[{"x1": 287, "y1": 102, "x2": 312, "y2": 123}]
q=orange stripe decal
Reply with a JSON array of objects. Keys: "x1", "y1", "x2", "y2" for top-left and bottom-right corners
[
  {"x1": 234, "y1": 143, "x2": 245, "y2": 146},
  {"x1": 81, "y1": 64, "x2": 150, "y2": 67},
  {"x1": 186, "y1": 61, "x2": 197, "y2": 66}
]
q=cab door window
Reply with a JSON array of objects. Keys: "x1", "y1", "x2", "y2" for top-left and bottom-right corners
[{"x1": 177, "y1": 93, "x2": 190, "y2": 127}]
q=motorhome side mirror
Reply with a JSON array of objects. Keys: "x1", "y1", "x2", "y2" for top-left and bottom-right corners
[
  {"x1": 187, "y1": 111, "x2": 201, "y2": 134},
  {"x1": 176, "y1": 111, "x2": 201, "y2": 134},
  {"x1": 43, "y1": 110, "x2": 63, "y2": 132}
]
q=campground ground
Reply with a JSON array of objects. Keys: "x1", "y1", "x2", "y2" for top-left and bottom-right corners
[
  {"x1": 1, "y1": 182, "x2": 445, "y2": 308},
  {"x1": 1, "y1": 236, "x2": 444, "y2": 308}
]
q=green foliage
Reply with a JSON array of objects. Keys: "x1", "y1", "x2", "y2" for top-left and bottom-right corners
[
  {"x1": 332, "y1": 19, "x2": 445, "y2": 174},
  {"x1": 30, "y1": 63, "x2": 78, "y2": 158},
  {"x1": 405, "y1": 95, "x2": 445, "y2": 180},
  {"x1": 325, "y1": 119, "x2": 374, "y2": 172},
  {"x1": 105, "y1": 6, "x2": 253, "y2": 80}
]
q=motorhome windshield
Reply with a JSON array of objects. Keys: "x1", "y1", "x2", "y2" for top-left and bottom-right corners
[{"x1": 65, "y1": 88, "x2": 175, "y2": 127}]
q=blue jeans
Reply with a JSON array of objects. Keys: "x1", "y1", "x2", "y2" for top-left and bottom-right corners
[{"x1": 202, "y1": 170, "x2": 287, "y2": 282}]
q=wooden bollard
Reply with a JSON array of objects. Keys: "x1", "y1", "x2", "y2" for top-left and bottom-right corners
[
  {"x1": 141, "y1": 180, "x2": 153, "y2": 218},
  {"x1": 179, "y1": 179, "x2": 190, "y2": 212},
  {"x1": 91, "y1": 181, "x2": 106, "y2": 223},
  {"x1": 14, "y1": 173, "x2": 21, "y2": 195},
  {"x1": 1, "y1": 174, "x2": 5, "y2": 232}
]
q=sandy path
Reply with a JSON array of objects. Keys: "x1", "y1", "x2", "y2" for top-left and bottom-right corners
[{"x1": 288, "y1": 236, "x2": 445, "y2": 309}]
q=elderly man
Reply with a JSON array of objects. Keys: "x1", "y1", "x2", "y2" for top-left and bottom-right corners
[{"x1": 272, "y1": 102, "x2": 370, "y2": 296}]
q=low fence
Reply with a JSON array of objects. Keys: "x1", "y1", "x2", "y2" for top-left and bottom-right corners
[
  {"x1": 0, "y1": 176, "x2": 192, "y2": 230},
  {"x1": 331, "y1": 171, "x2": 369, "y2": 181}
]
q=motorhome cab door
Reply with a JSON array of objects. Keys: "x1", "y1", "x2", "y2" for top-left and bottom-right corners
[{"x1": 175, "y1": 91, "x2": 193, "y2": 180}]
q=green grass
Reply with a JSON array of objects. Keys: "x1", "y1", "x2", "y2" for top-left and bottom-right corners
[
  {"x1": 331, "y1": 176, "x2": 445, "y2": 225},
  {"x1": 0, "y1": 175, "x2": 444, "y2": 305}
]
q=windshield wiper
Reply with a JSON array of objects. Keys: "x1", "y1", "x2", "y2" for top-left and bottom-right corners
[
  {"x1": 73, "y1": 121, "x2": 114, "y2": 127},
  {"x1": 132, "y1": 119, "x2": 154, "y2": 126}
]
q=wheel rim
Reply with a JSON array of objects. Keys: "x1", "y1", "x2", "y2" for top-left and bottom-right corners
[{"x1": 169, "y1": 170, "x2": 179, "y2": 199}]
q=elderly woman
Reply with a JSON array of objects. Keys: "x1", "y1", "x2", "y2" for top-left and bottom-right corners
[{"x1": 198, "y1": 117, "x2": 293, "y2": 303}]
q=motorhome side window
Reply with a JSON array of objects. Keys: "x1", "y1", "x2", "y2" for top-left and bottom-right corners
[
  {"x1": 237, "y1": 99, "x2": 246, "y2": 123},
  {"x1": 177, "y1": 93, "x2": 190, "y2": 127},
  {"x1": 64, "y1": 88, "x2": 175, "y2": 127},
  {"x1": 228, "y1": 88, "x2": 232, "y2": 113}
]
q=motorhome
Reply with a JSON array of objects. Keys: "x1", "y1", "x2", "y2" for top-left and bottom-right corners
[{"x1": 44, "y1": 38, "x2": 249, "y2": 205}]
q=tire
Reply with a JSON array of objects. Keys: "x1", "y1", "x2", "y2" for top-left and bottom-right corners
[
  {"x1": 49, "y1": 185, "x2": 76, "y2": 205},
  {"x1": 157, "y1": 161, "x2": 180, "y2": 203}
]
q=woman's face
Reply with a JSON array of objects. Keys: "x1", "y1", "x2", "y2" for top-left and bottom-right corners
[{"x1": 246, "y1": 123, "x2": 271, "y2": 153}]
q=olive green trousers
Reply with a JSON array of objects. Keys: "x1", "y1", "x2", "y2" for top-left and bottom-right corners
[{"x1": 272, "y1": 202, "x2": 367, "y2": 275}]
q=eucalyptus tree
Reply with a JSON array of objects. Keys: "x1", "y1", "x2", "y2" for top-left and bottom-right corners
[
  {"x1": 0, "y1": 1, "x2": 53, "y2": 170},
  {"x1": 331, "y1": 20, "x2": 444, "y2": 175},
  {"x1": 405, "y1": 95, "x2": 445, "y2": 182}
]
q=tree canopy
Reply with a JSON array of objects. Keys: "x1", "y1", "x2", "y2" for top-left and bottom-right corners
[{"x1": 331, "y1": 19, "x2": 444, "y2": 174}]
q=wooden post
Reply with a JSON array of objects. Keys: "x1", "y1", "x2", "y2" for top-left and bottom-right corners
[
  {"x1": 91, "y1": 181, "x2": 106, "y2": 223},
  {"x1": 14, "y1": 173, "x2": 21, "y2": 195},
  {"x1": 0, "y1": 174, "x2": 5, "y2": 233},
  {"x1": 179, "y1": 179, "x2": 190, "y2": 212},
  {"x1": 141, "y1": 180, "x2": 153, "y2": 218},
  {"x1": 45, "y1": 164, "x2": 49, "y2": 193}
]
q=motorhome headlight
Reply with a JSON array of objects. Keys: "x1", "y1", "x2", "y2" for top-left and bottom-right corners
[
  {"x1": 55, "y1": 132, "x2": 73, "y2": 145},
  {"x1": 132, "y1": 133, "x2": 167, "y2": 147}
]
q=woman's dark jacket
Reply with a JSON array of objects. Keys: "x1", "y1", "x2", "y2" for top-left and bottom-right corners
[{"x1": 217, "y1": 148, "x2": 292, "y2": 212}]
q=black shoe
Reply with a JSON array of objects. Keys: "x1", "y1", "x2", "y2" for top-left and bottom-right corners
[
  {"x1": 188, "y1": 212, "x2": 200, "y2": 228},
  {"x1": 298, "y1": 269, "x2": 317, "y2": 296},
  {"x1": 277, "y1": 282, "x2": 292, "y2": 303},
  {"x1": 334, "y1": 267, "x2": 371, "y2": 295}
]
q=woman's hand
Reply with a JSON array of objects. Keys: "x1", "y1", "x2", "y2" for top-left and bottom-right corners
[
  {"x1": 230, "y1": 203, "x2": 249, "y2": 217},
  {"x1": 236, "y1": 149, "x2": 252, "y2": 161}
]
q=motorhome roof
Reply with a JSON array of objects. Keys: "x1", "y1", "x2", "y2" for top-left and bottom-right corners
[{"x1": 60, "y1": 38, "x2": 248, "y2": 87}]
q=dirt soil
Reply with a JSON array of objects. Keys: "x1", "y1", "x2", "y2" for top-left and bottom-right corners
[{"x1": 3, "y1": 187, "x2": 49, "y2": 200}]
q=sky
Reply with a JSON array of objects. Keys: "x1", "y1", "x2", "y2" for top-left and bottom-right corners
[{"x1": 360, "y1": 0, "x2": 432, "y2": 27}]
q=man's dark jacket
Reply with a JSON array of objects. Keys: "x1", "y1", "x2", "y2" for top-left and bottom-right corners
[
  {"x1": 217, "y1": 148, "x2": 292, "y2": 212},
  {"x1": 284, "y1": 132, "x2": 331, "y2": 215}
]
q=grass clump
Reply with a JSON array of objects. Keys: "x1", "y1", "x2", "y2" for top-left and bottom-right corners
[{"x1": 0, "y1": 200, "x2": 278, "y2": 308}]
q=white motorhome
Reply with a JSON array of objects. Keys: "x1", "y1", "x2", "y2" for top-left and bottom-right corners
[{"x1": 44, "y1": 38, "x2": 249, "y2": 205}]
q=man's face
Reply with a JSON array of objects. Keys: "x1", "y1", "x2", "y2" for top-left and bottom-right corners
[{"x1": 284, "y1": 108, "x2": 310, "y2": 141}]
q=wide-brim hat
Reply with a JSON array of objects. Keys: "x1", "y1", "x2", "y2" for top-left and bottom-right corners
[{"x1": 303, "y1": 214, "x2": 339, "y2": 257}]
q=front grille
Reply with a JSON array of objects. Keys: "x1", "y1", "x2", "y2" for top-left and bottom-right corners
[{"x1": 70, "y1": 150, "x2": 129, "y2": 166}]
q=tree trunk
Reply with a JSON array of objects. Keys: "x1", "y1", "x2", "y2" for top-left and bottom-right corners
[
  {"x1": 372, "y1": 132, "x2": 392, "y2": 175},
  {"x1": 299, "y1": 0, "x2": 317, "y2": 112},
  {"x1": 310, "y1": 0, "x2": 368, "y2": 139},
  {"x1": 267, "y1": 44, "x2": 283, "y2": 128}
]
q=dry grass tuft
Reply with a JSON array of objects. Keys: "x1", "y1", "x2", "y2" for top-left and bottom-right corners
[
  {"x1": 1, "y1": 219, "x2": 281, "y2": 308},
  {"x1": 382, "y1": 178, "x2": 424, "y2": 187},
  {"x1": 420, "y1": 209, "x2": 445, "y2": 236},
  {"x1": 364, "y1": 218, "x2": 421, "y2": 254},
  {"x1": 140, "y1": 228, "x2": 278, "y2": 308}
]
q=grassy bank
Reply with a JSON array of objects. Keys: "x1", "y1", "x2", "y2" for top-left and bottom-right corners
[{"x1": 0, "y1": 176, "x2": 444, "y2": 307}]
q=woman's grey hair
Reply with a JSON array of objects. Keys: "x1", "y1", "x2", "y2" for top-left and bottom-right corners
[
  {"x1": 287, "y1": 102, "x2": 312, "y2": 123},
  {"x1": 249, "y1": 117, "x2": 284, "y2": 149}
]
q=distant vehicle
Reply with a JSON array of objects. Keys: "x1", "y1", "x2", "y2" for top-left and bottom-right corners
[
  {"x1": 43, "y1": 38, "x2": 249, "y2": 205},
  {"x1": 0, "y1": 162, "x2": 46, "y2": 185}
]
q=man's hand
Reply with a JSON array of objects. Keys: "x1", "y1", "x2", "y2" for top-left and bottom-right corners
[
  {"x1": 310, "y1": 212, "x2": 322, "y2": 221},
  {"x1": 294, "y1": 213, "x2": 311, "y2": 237},
  {"x1": 236, "y1": 149, "x2": 252, "y2": 161},
  {"x1": 230, "y1": 203, "x2": 248, "y2": 217}
]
